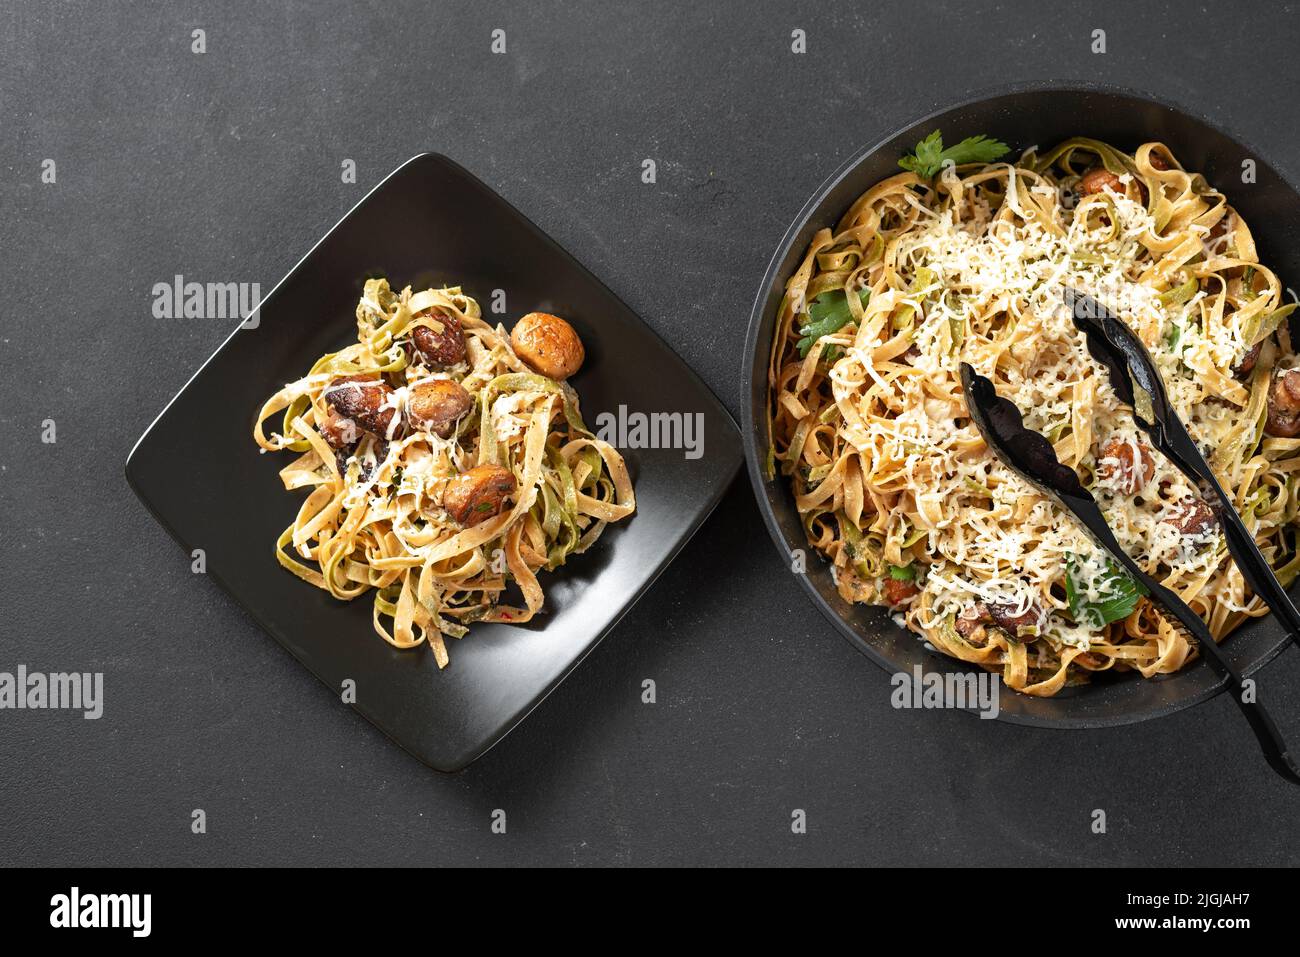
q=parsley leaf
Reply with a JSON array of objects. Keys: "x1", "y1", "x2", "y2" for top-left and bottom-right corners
[
  {"x1": 897, "y1": 130, "x2": 944, "y2": 177},
  {"x1": 898, "y1": 130, "x2": 1011, "y2": 179},
  {"x1": 1065, "y1": 554, "x2": 1148, "y2": 629},
  {"x1": 796, "y1": 288, "x2": 870, "y2": 358},
  {"x1": 939, "y1": 134, "x2": 1012, "y2": 169}
]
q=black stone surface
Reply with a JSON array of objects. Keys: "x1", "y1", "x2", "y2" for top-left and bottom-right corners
[{"x1": 2, "y1": 0, "x2": 1299, "y2": 866}]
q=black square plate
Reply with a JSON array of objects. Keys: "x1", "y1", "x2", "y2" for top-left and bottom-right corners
[{"x1": 126, "y1": 153, "x2": 741, "y2": 771}]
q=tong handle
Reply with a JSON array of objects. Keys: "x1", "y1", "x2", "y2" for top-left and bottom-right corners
[
  {"x1": 961, "y1": 358, "x2": 1300, "y2": 784},
  {"x1": 1072, "y1": 494, "x2": 1300, "y2": 785}
]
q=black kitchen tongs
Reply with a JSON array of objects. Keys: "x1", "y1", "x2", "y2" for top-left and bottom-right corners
[
  {"x1": 1063, "y1": 287, "x2": 1300, "y2": 641},
  {"x1": 960, "y1": 316, "x2": 1300, "y2": 782}
]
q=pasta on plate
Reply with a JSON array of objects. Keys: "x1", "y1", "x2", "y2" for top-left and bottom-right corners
[
  {"x1": 254, "y1": 279, "x2": 635, "y2": 667},
  {"x1": 767, "y1": 136, "x2": 1300, "y2": 695}
]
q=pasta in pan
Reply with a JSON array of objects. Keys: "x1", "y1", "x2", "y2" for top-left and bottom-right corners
[
  {"x1": 767, "y1": 135, "x2": 1299, "y2": 695},
  {"x1": 254, "y1": 279, "x2": 635, "y2": 666}
]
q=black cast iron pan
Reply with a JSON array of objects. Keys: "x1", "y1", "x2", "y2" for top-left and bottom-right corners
[{"x1": 741, "y1": 82, "x2": 1300, "y2": 728}]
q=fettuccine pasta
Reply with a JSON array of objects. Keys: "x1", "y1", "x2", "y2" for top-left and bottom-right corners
[
  {"x1": 254, "y1": 279, "x2": 635, "y2": 667},
  {"x1": 768, "y1": 137, "x2": 1300, "y2": 695}
]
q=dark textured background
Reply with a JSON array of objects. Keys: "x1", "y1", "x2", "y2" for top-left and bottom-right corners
[{"x1": 3, "y1": 0, "x2": 1299, "y2": 867}]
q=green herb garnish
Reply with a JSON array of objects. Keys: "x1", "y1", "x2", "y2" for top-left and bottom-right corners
[
  {"x1": 898, "y1": 130, "x2": 1011, "y2": 179},
  {"x1": 1065, "y1": 554, "x2": 1148, "y2": 629},
  {"x1": 1164, "y1": 321, "x2": 1182, "y2": 351},
  {"x1": 797, "y1": 288, "x2": 871, "y2": 358},
  {"x1": 888, "y1": 564, "x2": 916, "y2": 582}
]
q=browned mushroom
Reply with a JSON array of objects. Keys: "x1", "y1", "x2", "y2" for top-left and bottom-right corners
[
  {"x1": 986, "y1": 601, "x2": 1042, "y2": 641},
  {"x1": 955, "y1": 603, "x2": 989, "y2": 644},
  {"x1": 1265, "y1": 369, "x2": 1300, "y2": 437},
  {"x1": 1096, "y1": 438, "x2": 1155, "y2": 493},
  {"x1": 1163, "y1": 496, "x2": 1216, "y2": 535},
  {"x1": 362, "y1": 439, "x2": 389, "y2": 481},
  {"x1": 956, "y1": 600, "x2": 1041, "y2": 644},
  {"x1": 410, "y1": 311, "x2": 467, "y2": 367},
  {"x1": 407, "y1": 379, "x2": 474, "y2": 438},
  {"x1": 444, "y1": 465, "x2": 517, "y2": 526},
  {"x1": 1234, "y1": 341, "x2": 1262, "y2": 380},
  {"x1": 1147, "y1": 151, "x2": 1170, "y2": 171},
  {"x1": 335, "y1": 438, "x2": 389, "y2": 483},
  {"x1": 317, "y1": 405, "x2": 362, "y2": 449},
  {"x1": 333, "y1": 447, "x2": 352, "y2": 477},
  {"x1": 511, "y1": 312, "x2": 585, "y2": 380},
  {"x1": 324, "y1": 374, "x2": 396, "y2": 437},
  {"x1": 956, "y1": 604, "x2": 986, "y2": 634}
]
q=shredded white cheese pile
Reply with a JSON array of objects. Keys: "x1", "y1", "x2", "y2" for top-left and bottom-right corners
[{"x1": 833, "y1": 171, "x2": 1246, "y2": 652}]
